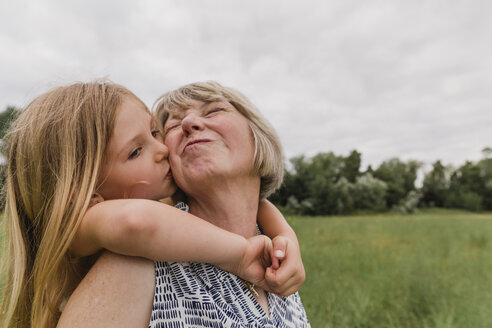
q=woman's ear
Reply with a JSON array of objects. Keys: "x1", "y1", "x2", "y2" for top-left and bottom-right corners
[{"x1": 89, "y1": 192, "x2": 105, "y2": 208}]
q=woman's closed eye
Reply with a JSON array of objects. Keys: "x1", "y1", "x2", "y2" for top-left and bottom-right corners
[
  {"x1": 165, "y1": 123, "x2": 181, "y2": 133},
  {"x1": 205, "y1": 108, "x2": 224, "y2": 116}
]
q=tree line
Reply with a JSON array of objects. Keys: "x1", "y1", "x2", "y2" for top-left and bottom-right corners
[
  {"x1": 269, "y1": 149, "x2": 492, "y2": 215},
  {"x1": 0, "y1": 106, "x2": 20, "y2": 140},
  {"x1": 0, "y1": 106, "x2": 490, "y2": 214}
]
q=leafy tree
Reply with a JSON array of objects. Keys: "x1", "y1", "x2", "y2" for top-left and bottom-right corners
[
  {"x1": 393, "y1": 190, "x2": 421, "y2": 214},
  {"x1": 333, "y1": 177, "x2": 354, "y2": 214},
  {"x1": 269, "y1": 155, "x2": 316, "y2": 213},
  {"x1": 285, "y1": 155, "x2": 313, "y2": 211},
  {"x1": 351, "y1": 173, "x2": 387, "y2": 211},
  {"x1": 268, "y1": 170, "x2": 296, "y2": 206},
  {"x1": 341, "y1": 150, "x2": 361, "y2": 183},
  {"x1": 270, "y1": 152, "x2": 353, "y2": 215},
  {"x1": 421, "y1": 161, "x2": 450, "y2": 207},
  {"x1": 305, "y1": 152, "x2": 344, "y2": 215},
  {"x1": 271, "y1": 151, "x2": 388, "y2": 215},
  {"x1": 482, "y1": 147, "x2": 492, "y2": 159},
  {"x1": 0, "y1": 106, "x2": 21, "y2": 139},
  {"x1": 373, "y1": 158, "x2": 420, "y2": 208},
  {"x1": 445, "y1": 161, "x2": 484, "y2": 211},
  {"x1": 477, "y1": 149, "x2": 492, "y2": 210},
  {"x1": 0, "y1": 106, "x2": 21, "y2": 210},
  {"x1": 445, "y1": 189, "x2": 483, "y2": 212}
]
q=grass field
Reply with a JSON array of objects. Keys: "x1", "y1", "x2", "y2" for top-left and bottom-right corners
[{"x1": 292, "y1": 209, "x2": 492, "y2": 328}]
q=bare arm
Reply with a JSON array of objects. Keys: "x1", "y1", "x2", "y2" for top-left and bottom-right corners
[
  {"x1": 57, "y1": 252, "x2": 155, "y2": 327},
  {"x1": 257, "y1": 200, "x2": 298, "y2": 243},
  {"x1": 257, "y1": 200, "x2": 306, "y2": 296},
  {"x1": 71, "y1": 199, "x2": 249, "y2": 272}
]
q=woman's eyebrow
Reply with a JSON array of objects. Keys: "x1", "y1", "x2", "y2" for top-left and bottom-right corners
[
  {"x1": 167, "y1": 111, "x2": 184, "y2": 121},
  {"x1": 165, "y1": 116, "x2": 181, "y2": 127},
  {"x1": 166, "y1": 107, "x2": 194, "y2": 122}
]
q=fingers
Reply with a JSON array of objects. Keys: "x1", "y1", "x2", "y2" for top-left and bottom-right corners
[
  {"x1": 262, "y1": 235, "x2": 273, "y2": 268},
  {"x1": 265, "y1": 262, "x2": 293, "y2": 288},
  {"x1": 242, "y1": 235, "x2": 305, "y2": 297},
  {"x1": 265, "y1": 267, "x2": 300, "y2": 297},
  {"x1": 271, "y1": 236, "x2": 288, "y2": 270},
  {"x1": 237, "y1": 235, "x2": 271, "y2": 283},
  {"x1": 265, "y1": 235, "x2": 306, "y2": 297}
]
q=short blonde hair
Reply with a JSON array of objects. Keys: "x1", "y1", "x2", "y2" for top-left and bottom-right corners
[
  {"x1": 154, "y1": 81, "x2": 284, "y2": 199},
  {"x1": 0, "y1": 81, "x2": 142, "y2": 327}
]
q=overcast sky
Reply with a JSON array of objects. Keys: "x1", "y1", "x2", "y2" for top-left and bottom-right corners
[{"x1": 1, "y1": 0, "x2": 490, "y2": 171}]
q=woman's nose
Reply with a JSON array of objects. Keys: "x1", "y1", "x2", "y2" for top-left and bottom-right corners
[{"x1": 181, "y1": 114, "x2": 204, "y2": 135}]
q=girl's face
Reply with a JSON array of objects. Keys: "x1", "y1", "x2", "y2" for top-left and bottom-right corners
[{"x1": 97, "y1": 96, "x2": 176, "y2": 200}]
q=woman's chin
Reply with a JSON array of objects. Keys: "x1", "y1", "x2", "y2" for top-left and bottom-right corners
[{"x1": 186, "y1": 167, "x2": 217, "y2": 183}]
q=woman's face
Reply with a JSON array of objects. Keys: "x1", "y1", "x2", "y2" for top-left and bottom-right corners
[
  {"x1": 163, "y1": 100, "x2": 256, "y2": 191},
  {"x1": 98, "y1": 97, "x2": 176, "y2": 200}
]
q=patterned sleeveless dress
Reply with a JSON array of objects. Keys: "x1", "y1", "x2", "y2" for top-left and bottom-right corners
[{"x1": 148, "y1": 203, "x2": 310, "y2": 328}]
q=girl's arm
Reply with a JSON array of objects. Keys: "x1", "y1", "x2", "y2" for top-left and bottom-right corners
[
  {"x1": 71, "y1": 199, "x2": 271, "y2": 282},
  {"x1": 257, "y1": 200, "x2": 306, "y2": 296}
]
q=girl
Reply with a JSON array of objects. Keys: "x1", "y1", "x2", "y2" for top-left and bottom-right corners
[{"x1": 0, "y1": 81, "x2": 304, "y2": 328}]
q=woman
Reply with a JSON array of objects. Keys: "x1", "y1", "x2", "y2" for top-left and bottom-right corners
[{"x1": 58, "y1": 82, "x2": 310, "y2": 327}]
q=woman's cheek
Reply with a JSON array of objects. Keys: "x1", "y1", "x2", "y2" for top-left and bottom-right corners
[
  {"x1": 167, "y1": 152, "x2": 179, "y2": 176},
  {"x1": 164, "y1": 136, "x2": 178, "y2": 155}
]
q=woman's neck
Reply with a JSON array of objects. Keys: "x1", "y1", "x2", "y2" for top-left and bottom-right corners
[{"x1": 186, "y1": 177, "x2": 260, "y2": 238}]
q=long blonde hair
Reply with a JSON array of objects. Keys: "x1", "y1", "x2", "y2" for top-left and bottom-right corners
[{"x1": 0, "y1": 81, "x2": 141, "y2": 327}]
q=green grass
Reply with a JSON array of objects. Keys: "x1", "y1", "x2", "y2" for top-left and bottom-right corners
[
  {"x1": 2, "y1": 209, "x2": 491, "y2": 327},
  {"x1": 292, "y1": 209, "x2": 492, "y2": 328}
]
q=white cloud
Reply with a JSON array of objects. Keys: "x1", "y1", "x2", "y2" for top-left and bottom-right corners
[{"x1": 0, "y1": 0, "x2": 490, "y2": 171}]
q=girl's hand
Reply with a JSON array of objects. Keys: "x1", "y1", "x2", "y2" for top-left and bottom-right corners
[
  {"x1": 264, "y1": 236, "x2": 306, "y2": 297},
  {"x1": 228, "y1": 235, "x2": 273, "y2": 288}
]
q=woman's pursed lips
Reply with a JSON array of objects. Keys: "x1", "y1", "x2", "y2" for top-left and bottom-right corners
[{"x1": 183, "y1": 139, "x2": 212, "y2": 152}]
